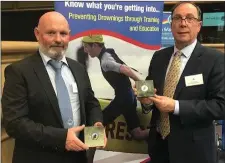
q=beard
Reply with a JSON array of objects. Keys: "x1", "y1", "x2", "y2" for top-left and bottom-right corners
[{"x1": 39, "y1": 43, "x2": 67, "y2": 61}]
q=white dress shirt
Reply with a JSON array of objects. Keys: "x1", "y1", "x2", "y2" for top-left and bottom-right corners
[
  {"x1": 39, "y1": 51, "x2": 81, "y2": 127},
  {"x1": 165, "y1": 39, "x2": 197, "y2": 115}
]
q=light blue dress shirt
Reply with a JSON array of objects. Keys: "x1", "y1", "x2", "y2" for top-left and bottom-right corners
[{"x1": 39, "y1": 51, "x2": 81, "y2": 127}]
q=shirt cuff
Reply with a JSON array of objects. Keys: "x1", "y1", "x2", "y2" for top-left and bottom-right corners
[
  {"x1": 173, "y1": 100, "x2": 179, "y2": 115},
  {"x1": 143, "y1": 102, "x2": 153, "y2": 107},
  {"x1": 143, "y1": 102, "x2": 153, "y2": 109}
]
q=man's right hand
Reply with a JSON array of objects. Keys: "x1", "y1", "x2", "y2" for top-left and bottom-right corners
[{"x1": 65, "y1": 125, "x2": 89, "y2": 151}]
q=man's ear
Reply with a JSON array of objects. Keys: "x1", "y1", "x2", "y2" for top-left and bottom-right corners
[
  {"x1": 34, "y1": 27, "x2": 39, "y2": 41},
  {"x1": 198, "y1": 21, "x2": 202, "y2": 32},
  {"x1": 199, "y1": 21, "x2": 202, "y2": 27}
]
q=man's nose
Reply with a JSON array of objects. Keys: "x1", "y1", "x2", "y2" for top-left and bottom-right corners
[
  {"x1": 54, "y1": 33, "x2": 62, "y2": 43},
  {"x1": 180, "y1": 19, "x2": 187, "y2": 27}
]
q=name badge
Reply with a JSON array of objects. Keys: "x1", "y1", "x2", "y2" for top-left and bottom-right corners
[
  {"x1": 185, "y1": 74, "x2": 204, "y2": 87},
  {"x1": 71, "y1": 83, "x2": 78, "y2": 93}
]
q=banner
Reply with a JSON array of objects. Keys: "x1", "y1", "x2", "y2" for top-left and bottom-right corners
[
  {"x1": 99, "y1": 99, "x2": 151, "y2": 153},
  {"x1": 56, "y1": 1, "x2": 163, "y2": 48},
  {"x1": 55, "y1": 1, "x2": 163, "y2": 153},
  {"x1": 55, "y1": 1, "x2": 164, "y2": 99},
  {"x1": 161, "y1": 12, "x2": 174, "y2": 47}
]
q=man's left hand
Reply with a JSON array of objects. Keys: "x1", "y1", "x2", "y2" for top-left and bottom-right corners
[{"x1": 149, "y1": 94, "x2": 175, "y2": 113}]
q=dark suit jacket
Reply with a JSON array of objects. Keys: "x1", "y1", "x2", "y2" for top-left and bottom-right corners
[
  {"x1": 2, "y1": 52, "x2": 103, "y2": 163},
  {"x1": 147, "y1": 42, "x2": 225, "y2": 163}
]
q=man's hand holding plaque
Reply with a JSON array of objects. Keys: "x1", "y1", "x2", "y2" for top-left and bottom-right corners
[{"x1": 84, "y1": 122, "x2": 107, "y2": 148}]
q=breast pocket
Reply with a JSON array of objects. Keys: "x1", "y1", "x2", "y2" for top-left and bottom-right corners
[
  {"x1": 186, "y1": 84, "x2": 204, "y2": 92},
  {"x1": 183, "y1": 84, "x2": 205, "y2": 99}
]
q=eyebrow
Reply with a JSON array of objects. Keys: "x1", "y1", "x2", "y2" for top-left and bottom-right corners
[{"x1": 173, "y1": 13, "x2": 196, "y2": 17}]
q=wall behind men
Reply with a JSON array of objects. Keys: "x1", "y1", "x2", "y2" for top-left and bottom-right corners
[
  {"x1": 1, "y1": 10, "x2": 52, "y2": 41},
  {"x1": 1, "y1": 1, "x2": 224, "y2": 43}
]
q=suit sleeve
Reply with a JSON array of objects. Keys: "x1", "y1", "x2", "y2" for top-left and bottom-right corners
[
  {"x1": 179, "y1": 53, "x2": 225, "y2": 125},
  {"x1": 2, "y1": 65, "x2": 67, "y2": 150},
  {"x1": 142, "y1": 53, "x2": 155, "y2": 111},
  {"x1": 83, "y1": 70, "x2": 103, "y2": 126}
]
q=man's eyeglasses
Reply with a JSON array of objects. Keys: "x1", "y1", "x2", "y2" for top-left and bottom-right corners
[{"x1": 172, "y1": 16, "x2": 200, "y2": 23}]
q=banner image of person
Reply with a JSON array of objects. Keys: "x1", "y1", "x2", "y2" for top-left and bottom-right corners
[
  {"x1": 161, "y1": 12, "x2": 174, "y2": 47},
  {"x1": 55, "y1": 1, "x2": 164, "y2": 153}
]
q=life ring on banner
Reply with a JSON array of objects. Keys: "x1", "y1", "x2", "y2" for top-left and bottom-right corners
[{"x1": 98, "y1": 99, "x2": 152, "y2": 154}]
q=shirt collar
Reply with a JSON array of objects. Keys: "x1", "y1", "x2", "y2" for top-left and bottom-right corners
[
  {"x1": 39, "y1": 49, "x2": 68, "y2": 66},
  {"x1": 173, "y1": 39, "x2": 197, "y2": 58}
]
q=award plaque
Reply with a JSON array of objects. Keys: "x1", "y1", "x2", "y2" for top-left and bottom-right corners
[
  {"x1": 135, "y1": 80, "x2": 154, "y2": 97},
  {"x1": 84, "y1": 126, "x2": 104, "y2": 147}
]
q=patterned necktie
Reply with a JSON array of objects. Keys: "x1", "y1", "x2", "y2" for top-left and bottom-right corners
[
  {"x1": 48, "y1": 60, "x2": 74, "y2": 128},
  {"x1": 159, "y1": 51, "x2": 182, "y2": 139}
]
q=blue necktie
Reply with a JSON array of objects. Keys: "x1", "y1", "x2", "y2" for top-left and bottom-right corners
[{"x1": 48, "y1": 60, "x2": 74, "y2": 128}]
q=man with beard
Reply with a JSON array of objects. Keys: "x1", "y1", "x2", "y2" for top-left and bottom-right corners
[{"x1": 2, "y1": 11, "x2": 106, "y2": 163}]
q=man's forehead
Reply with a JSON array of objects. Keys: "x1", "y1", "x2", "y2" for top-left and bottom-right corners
[
  {"x1": 40, "y1": 22, "x2": 69, "y2": 31},
  {"x1": 38, "y1": 15, "x2": 69, "y2": 31},
  {"x1": 173, "y1": 3, "x2": 198, "y2": 14},
  {"x1": 174, "y1": 13, "x2": 195, "y2": 16}
]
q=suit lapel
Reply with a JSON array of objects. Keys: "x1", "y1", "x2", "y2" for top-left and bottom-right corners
[
  {"x1": 174, "y1": 42, "x2": 203, "y2": 99},
  {"x1": 32, "y1": 53, "x2": 63, "y2": 126},
  {"x1": 66, "y1": 59, "x2": 85, "y2": 123}
]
